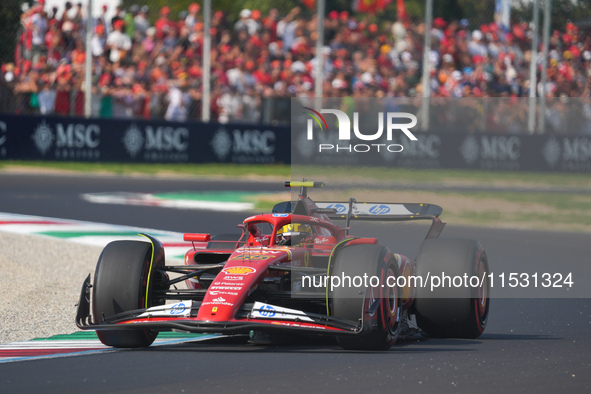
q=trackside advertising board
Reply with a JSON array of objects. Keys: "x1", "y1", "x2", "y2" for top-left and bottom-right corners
[
  {"x1": 1, "y1": 100, "x2": 591, "y2": 172},
  {"x1": 290, "y1": 97, "x2": 591, "y2": 173},
  {"x1": 0, "y1": 114, "x2": 289, "y2": 165}
]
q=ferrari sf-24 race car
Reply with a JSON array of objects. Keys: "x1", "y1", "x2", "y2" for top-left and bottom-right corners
[{"x1": 76, "y1": 181, "x2": 490, "y2": 350}]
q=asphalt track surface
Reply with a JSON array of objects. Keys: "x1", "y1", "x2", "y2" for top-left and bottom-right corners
[{"x1": 0, "y1": 173, "x2": 589, "y2": 393}]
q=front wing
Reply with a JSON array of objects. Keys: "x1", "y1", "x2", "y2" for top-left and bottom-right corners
[{"x1": 75, "y1": 275, "x2": 361, "y2": 337}]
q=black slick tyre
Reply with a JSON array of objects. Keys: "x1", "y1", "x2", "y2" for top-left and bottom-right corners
[
  {"x1": 331, "y1": 244, "x2": 401, "y2": 350},
  {"x1": 413, "y1": 238, "x2": 490, "y2": 338},
  {"x1": 92, "y1": 240, "x2": 162, "y2": 348}
]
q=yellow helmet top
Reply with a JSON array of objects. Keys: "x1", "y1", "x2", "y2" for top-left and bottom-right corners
[{"x1": 277, "y1": 223, "x2": 312, "y2": 235}]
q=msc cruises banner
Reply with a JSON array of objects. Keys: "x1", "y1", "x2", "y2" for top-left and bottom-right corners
[
  {"x1": 0, "y1": 114, "x2": 290, "y2": 165},
  {"x1": 292, "y1": 129, "x2": 591, "y2": 173},
  {"x1": 1, "y1": 113, "x2": 591, "y2": 172}
]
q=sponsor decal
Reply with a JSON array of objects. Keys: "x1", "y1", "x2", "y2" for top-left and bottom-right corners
[
  {"x1": 121, "y1": 124, "x2": 144, "y2": 158},
  {"x1": 223, "y1": 276, "x2": 245, "y2": 281},
  {"x1": 368, "y1": 205, "x2": 391, "y2": 215},
  {"x1": 203, "y1": 296, "x2": 234, "y2": 306},
  {"x1": 32, "y1": 121, "x2": 55, "y2": 155},
  {"x1": 208, "y1": 291, "x2": 239, "y2": 296},
  {"x1": 273, "y1": 213, "x2": 289, "y2": 217},
  {"x1": 122, "y1": 124, "x2": 189, "y2": 162},
  {"x1": 138, "y1": 302, "x2": 193, "y2": 318},
  {"x1": 326, "y1": 203, "x2": 347, "y2": 213},
  {"x1": 169, "y1": 302, "x2": 187, "y2": 315},
  {"x1": 213, "y1": 281, "x2": 245, "y2": 286},
  {"x1": 212, "y1": 127, "x2": 276, "y2": 163},
  {"x1": 230, "y1": 253, "x2": 271, "y2": 261},
  {"x1": 460, "y1": 135, "x2": 521, "y2": 170},
  {"x1": 222, "y1": 266, "x2": 257, "y2": 275},
  {"x1": 304, "y1": 250, "x2": 310, "y2": 267},
  {"x1": 460, "y1": 135, "x2": 479, "y2": 165},
  {"x1": 251, "y1": 302, "x2": 314, "y2": 322},
  {"x1": 203, "y1": 301, "x2": 234, "y2": 307},
  {"x1": 32, "y1": 121, "x2": 101, "y2": 159},
  {"x1": 314, "y1": 237, "x2": 331, "y2": 244},
  {"x1": 542, "y1": 138, "x2": 561, "y2": 168},
  {"x1": 210, "y1": 286, "x2": 243, "y2": 291},
  {"x1": 309, "y1": 217, "x2": 331, "y2": 225},
  {"x1": 542, "y1": 137, "x2": 591, "y2": 171},
  {"x1": 211, "y1": 127, "x2": 232, "y2": 160},
  {"x1": 383, "y1": 134, "x2": 442, "y2": 166},
  {"x1": 258, "y1": 304, "x2": 276, "y2": 317}
]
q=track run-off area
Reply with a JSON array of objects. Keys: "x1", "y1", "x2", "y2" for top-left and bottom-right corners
[{"x1": 0, "y1": 172, "x2": 589, "y2": 393}]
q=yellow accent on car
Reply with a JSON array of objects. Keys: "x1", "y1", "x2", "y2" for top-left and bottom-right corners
[
  {"x1": 139, "y1": 234, "x2": 155, "y2": 309},
  {"x1": 285, "y1": 181, "x2": 324, "y2": 188}
]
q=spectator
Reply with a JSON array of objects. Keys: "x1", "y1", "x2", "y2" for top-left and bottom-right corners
[
  {"x1": 13, "y1": 62, "x2": 39, "y2": 114},
  {"x1": 134, "y1": 5, "x2": 150, "y2": 38},
  {"x1": 185, "y1": 3, "x2": 200, "y2": 31},
  {"x1": 37, "y1": 74, "x2": 55, "y2": 114},
  {"x1": 70, "y1": 3, "x2": 83, "y2": 27},
  {"x1": 234, "y1": 9, "x2": 259, "y2": 36},
  {"x1": 155, "y1": 6, "x2": 177, "y2": 40},
  {"x1": 5, "y1": 3, "x2": 591, "y2": 129},
  {"x1": 54, "y1": 63, "x2": 72, "y2": 115},
  {"x1": 97, "y1": 4, "x2": 111, "y2": 33},
  {"x1": 125, "y1": 5, "x2": 139, "y2": 40},
  {"x1": 111, "y1": 75, "x2": 134, "y2": 118},
  {"x1": 30, "y1": 7, "x2": 48, "y2": 61},
  {"x1": 105, "y1": 19, "x2": 131, "y2": 64},
  {"x1": 91, "y1": 24, "x2": 107, "y2": 57},
  {"x1": 165, "y1": 77, "x2": 190, "y2": 121}
]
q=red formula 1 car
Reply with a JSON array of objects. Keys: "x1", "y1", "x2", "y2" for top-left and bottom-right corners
[{"x1": 76, "y1": 181, "x2": 490, "y2": 350}]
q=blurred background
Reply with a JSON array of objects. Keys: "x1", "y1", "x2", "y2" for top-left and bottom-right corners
[{"x1": 2, "y1": 0, "x2": 591, "y2": 132}]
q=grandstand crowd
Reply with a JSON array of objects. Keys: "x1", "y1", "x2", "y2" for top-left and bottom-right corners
[{"x1": 1, "y1": 0, "x2": 590, "y2": 124}]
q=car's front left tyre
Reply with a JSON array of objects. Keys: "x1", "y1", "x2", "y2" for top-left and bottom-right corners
[{"x1": 92, "y1": 240, "x2": 164, "y2": 348}]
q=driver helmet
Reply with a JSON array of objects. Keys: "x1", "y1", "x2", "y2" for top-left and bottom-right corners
[{"x1": 277, "y1": 223, "x2": 312, "y2": 246}]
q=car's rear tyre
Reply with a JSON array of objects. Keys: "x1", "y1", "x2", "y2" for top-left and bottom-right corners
[
  {"x1": 413, "y1": 238, "x2": 490, "y2": 338},
  {"x1": 92, "y1": 240, "x2": 163, "y2": 348},
  {"x1": 331, "y1": 244, "x2": 401, "y2": 350}
]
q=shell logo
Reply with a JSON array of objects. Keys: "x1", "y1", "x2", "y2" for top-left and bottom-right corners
[{"x1": 222, "y1": 266, "x2": 257, "y2": 275}]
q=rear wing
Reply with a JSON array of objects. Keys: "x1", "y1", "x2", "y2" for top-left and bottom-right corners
[
  {"x1": 282, "y1": 181, "x2": 445, "y2": 239},
  {"x1": 315, "y1": 200, "x2": 445, "y2": 239},
  {"x1": 315, "y1": 201, "x2": 442, "y2": 221}
]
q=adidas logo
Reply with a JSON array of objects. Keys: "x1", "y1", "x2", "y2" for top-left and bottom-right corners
[{"x1": 213, "y1": 297, "x2": 226, "y2": 302}]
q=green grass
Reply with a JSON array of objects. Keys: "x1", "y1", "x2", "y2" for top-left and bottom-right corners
[
  {"x1": 0, "y1": 161, "x2": 291, "y2": 178},
  {"x1": 293, "y1": 165, "x2": 591, "y2": 190},
  {"x1": 3, "y1": 161, "x2": 591, "y2": 190},
  {"x1": 252, "y1": 201, "x2": 278, "y2": 212},
  {"x1": 484, "y1": 191, "x2": 591, "y2": 211},
  {"x1": 423, "y1": 190, "x2": 591, "y2": 232}
]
